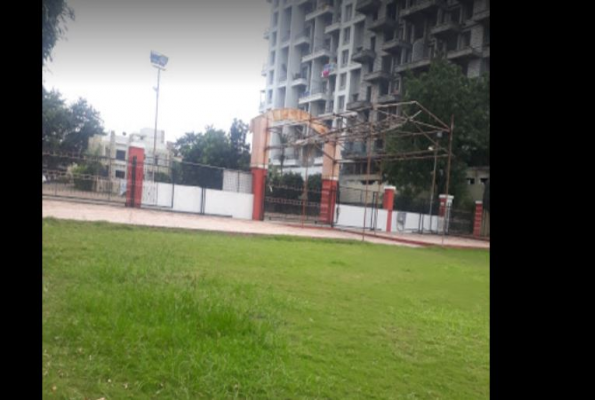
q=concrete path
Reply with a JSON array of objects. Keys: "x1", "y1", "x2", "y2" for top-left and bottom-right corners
[
  {"x1": 42, "y1": 198, "x2": 419, "y2": 248},
  {"x1": 42, "y1": 198, "x2": 489, "y2": 250}
]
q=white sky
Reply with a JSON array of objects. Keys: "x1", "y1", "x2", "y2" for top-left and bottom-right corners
[{"x1": 43, "y1": 0, "x2": 270, "y2": 143}]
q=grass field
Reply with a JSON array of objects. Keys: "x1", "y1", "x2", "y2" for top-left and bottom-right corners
[{"x1": 42, "y1": 218, "x2": 489, "y2": 399}]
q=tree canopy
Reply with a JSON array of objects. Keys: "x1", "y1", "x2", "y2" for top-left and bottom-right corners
[
  {"x1": 42, "y1": 0, "x2": 74, "y2": 65},
  {"x1": 42, "y1": 88, "x2": 106, "y2": 153},
  {"x1": 383, "y1": 59, "x2": 489, "y2": 206},
  {"x1": 174, "y1": 121, "x2": 251, "y2": 171}
]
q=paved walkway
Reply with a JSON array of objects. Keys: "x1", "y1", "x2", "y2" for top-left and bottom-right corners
[{"x1": 42, "y1": 198, "x2": 489, "y2": 250}]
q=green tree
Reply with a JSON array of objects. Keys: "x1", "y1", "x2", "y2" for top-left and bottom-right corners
[
  {"x1": 383, "y1": 59, "x2": 489, "y2": 206},
  {"x1": 229, "y1": 119, "x2": 251, "y2": 170},
  {"x1": 42, "y1": 89, "x2": 106, "y2": 153},
  {"x1": 42, "y1": 0, "x2": 74, "y2": 65},
  {"x1": 173, "y1": 119, "x2": 253, "y2": 186}
]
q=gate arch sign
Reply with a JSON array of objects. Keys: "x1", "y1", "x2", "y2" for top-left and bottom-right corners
[{"x1": 249, "y1": 108, "x2": 340, "y2": 222}]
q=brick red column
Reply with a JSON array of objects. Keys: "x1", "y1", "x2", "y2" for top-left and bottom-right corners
[
  {"x1": 126, "y1": 146, "x2": 145, "y2": 208},
  {"x1": 319, "y1": 179, "x2": 339, "y2": 224},
  {"x1": 382, "y1": 186, "x2": 396, "y2": 232},
  {"x1": 251, "y1": 168, "x2": 267, "y2": 221},
  {"x1": 473, "y1": 201, "x2": 483, "y2": 237}
]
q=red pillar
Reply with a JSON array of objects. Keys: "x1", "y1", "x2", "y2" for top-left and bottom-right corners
[
  {"x1": 126, "y1": 146, "x2": 145, "y2": 208},
  {"x1": 382, "y1": 186, "x2": 396, "y2": 232},
  {"x1": 319, "y1": 179, "x2": 339, "y2": 224},
  {"x1": 251, "y1": 168, "x2": 267, "y2": 221},
  {"x1": 473, "y1": 201, "x2": 483, "y2": 237}
]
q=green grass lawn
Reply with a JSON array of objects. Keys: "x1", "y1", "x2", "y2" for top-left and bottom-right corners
[{"x1": 42, "y1": 218, "x2": 489, "y2": 399}]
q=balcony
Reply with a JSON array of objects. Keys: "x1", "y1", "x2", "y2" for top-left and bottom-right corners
[
  {"x1": 473, "y1": 9, "x2": 490, "y2": 23},
  {"x1": 293, "y1": 30, "x2": 311, "y2": 48},
  {"x1": 325, "y1": 20, "x2": 342, "y2": 34},
  {"x1": 400, "y1": 0, "x2": 442, "y2": 21},
  {"x1": 395, "y1": 58, "x2": 432, "y2": 73},
  {"x1": 346, "y1": 99, "x2": 372, "y2": 111},
  {"x1": 355, "y1": 0, "x2": 381, "y2": 14},
  {"x1": 305, "y1": 3, "x2": 334, "y2": 21},
  {"x1": 291, "y1": 73, "x2": 308, "y2": 87},
  {"x1": 377, "y1": 92, "x2": 402, "y2": 104},
  {"x1": 368, "y1": 16, "x2": 398, "y2": 33},
  {"x1": 280, "y1": 31, "x2": 291, "y2": 47},
  {"x1": 351, "y1": 48, "x2": 376, "y2": 63},
  {"x1": 302, "y1": 44, "x2": 334, "y2": 63},
  {"x1": 447, "y1": 46, "x2": 482, "y2": 62},
  {"x1": 298, "y1": 88, "x2": 331, "y2": 104},
  {"x1": 364, "y1": 70, "x2": 392, "y2": 83},
  {"x1": 430, "y1": 21, "x2": 461, "y2": 37},
  {"x1": 321, "y1": 62, "x2": 338, "y2": 78},
  {"x1": 382, "y1": 37, "x2": 411, "y2": 54},
  {"x1": 353, "y1": 12, "x2": 366, "y2": 24},
  {"x1": 278, "y1": 72, "x2": 288, "y2": 85},
  {"x1": 261, "y1": 64, "x2": 268, "y2": 77}
]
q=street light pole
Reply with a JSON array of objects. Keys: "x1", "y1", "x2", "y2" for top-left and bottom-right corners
[
  {"x1": 150, "y1": 50, "x2": 169, "y2": 182},
  {"x1": 153, "y1": 66, "x2": 161, "y2": 177},
  {"x1": 428, "y1": 131, "x2": 442, "y2": 234}
]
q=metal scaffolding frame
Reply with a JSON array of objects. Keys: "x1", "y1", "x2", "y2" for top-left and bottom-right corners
[{"x1": 263, "y1": 101, "x2": 455, "y2": 242}]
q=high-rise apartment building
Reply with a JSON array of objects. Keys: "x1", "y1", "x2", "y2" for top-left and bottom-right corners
[{"x1": 260, "y1": 0, "x2": 490, "y2": 192}]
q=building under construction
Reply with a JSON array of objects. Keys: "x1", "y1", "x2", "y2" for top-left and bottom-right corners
[{"x1": 260, "y1": 0, "x2": 489, "y2": 195}]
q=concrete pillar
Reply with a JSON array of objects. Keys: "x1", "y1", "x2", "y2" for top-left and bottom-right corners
[
  {"x1": 438, "y1": 194, "x2": 454, "y2": 217},
  {"x1": 249, "y1": 116, "x2": 271, "y2": 221},
  {"x1": 382, "y1": 186, "x2": 396, "y2": 232},
  {"x1": 126, "y1": 146, "x2": 145, "y2": 208},
  {"x1": 319, "y1": 178, "x2": 338, "y2": 224},
  {"x1": 473, "y1": 201, "x2": 483, "y2": 237},
  {"x1": 438, "y1": 194, "x2": 454, "y2": 233},
  {"x1": 319, "y1": 137, "x2": 340, "y2": 224}
]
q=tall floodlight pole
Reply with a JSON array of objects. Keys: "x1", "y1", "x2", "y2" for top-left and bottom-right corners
[
  {"x1": 428, "y1": 131, "x2": 442, "y2": 233},
  {"x1": 150, "y1": 51, "x2": 169, "y2": 180}
]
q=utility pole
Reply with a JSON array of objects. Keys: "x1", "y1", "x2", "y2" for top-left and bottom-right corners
[{"x1": 150, "y1": 51, "x2": 169, "y2": 181}]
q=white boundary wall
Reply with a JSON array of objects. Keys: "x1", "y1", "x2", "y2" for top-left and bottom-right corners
[
  {"x1": 141, "y1": 182, "x2": 253, "y2": 220},
  {"x1": 334, "y1": 204, "x2": 441, "y2": 233},
  {"x1": 204, "y1": 189, "x2": 253, "y2": 220}
]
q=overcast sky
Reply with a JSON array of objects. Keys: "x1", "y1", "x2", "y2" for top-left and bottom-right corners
[{"x1": 43, "y1": 0, "x2": 270, "y2": 143}]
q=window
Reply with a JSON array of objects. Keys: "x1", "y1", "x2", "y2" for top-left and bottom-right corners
[
  {"x1": 267, "y1": 90, "x2": 273, "y2": 103},
  {"x1": 338, "y1": 95, "x2": 345, "y2": 110},
  {"x1": 115, "y1": 170, "x2": 125, "y2": 179},
  {"x1": 116, "y1": 150, "x2": 126, "y2": 161},
  {"x1": 480, "y1": 178, "x2": 489, "y2": 185},
  {"x1": 345, "y1": 4, "x2": 352, "y2": 21},
  {"x1": 339, "y1": 73, "x2": 347, "y2": 89},
  {"x1": 343, "y1": 27, "x2": 351, "y2": 44},
  {"x1": 370, "y1": 37, "x2": 376, "y2": 51},
  {"x1": 272, "y1": 32, "x2": 277, "y2": 46},
  {"x1": 366, "y1": 86, "x2": 372, "y2": 101},
  {"x1": 273, "y1": 12, "x2": 278, "y2": 27},
  {"x1": 341, "y1": 50, "x2": 349, "y2": 66},
  {"x1": 270, "y1": 51, "x2": 276, "y2": 65},
  {"x1": 269, "y1": 71, "x2": 275, "y2": 84},
  {"x1": 467, "y1": 178, "x2": 475, "y2": 185}
]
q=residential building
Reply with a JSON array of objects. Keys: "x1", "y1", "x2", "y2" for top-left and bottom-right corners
[
  {"x1": 260, "y1": 0, "x2": 490, "y2": 194},
  {"x1": 88, "y1": 128, "x2": 173, "y2": 181}
]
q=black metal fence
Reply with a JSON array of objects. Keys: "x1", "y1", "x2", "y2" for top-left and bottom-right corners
[
  {"x1": 264, "y1": 183, "x2": 323, "y2": 222},
  {"x1": 42, "y1": 151, "x2": 252, "y2": 211}
]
